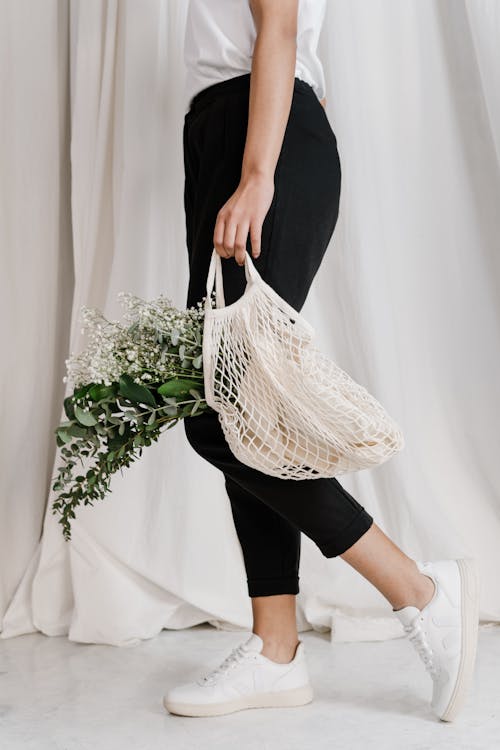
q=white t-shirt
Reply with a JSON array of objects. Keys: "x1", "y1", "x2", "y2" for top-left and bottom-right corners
[{"x1": 183, "y1": 0, "x2": 327, "y2": 114}]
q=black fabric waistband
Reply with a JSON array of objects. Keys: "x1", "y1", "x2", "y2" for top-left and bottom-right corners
[{"x1": 187, "y1": 73, "x2": 315, "y2": 116}]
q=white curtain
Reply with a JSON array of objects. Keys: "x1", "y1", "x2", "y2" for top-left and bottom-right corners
[{"x1": 1, "y1": 0, "x2": 499, "y2": 646}]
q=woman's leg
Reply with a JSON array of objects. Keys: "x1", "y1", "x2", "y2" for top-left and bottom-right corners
[
  {"x1": 182, "y1": 73, "x2": 433, "y2": 657},
  {"x1": 250, "y1": 523, "x2": 437, "y2": 663}
]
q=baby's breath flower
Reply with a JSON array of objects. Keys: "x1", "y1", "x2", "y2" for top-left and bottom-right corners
[{"x1": 64, "y1": 292, "x2": 207, "y2": 391}]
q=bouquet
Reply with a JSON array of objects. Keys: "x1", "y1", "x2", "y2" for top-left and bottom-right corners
[{"x1": 52, "y1": 291, "x2": 214, "y2": 541}]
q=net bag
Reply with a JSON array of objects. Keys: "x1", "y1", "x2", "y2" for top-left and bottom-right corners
[{"x1": 202, "y1": 247, "x2": 405, "y2": 479}]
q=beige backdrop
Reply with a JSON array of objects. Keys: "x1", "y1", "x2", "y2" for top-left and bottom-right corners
[{"x1": 1, "y1": 0, "x2": 499, "y2": 646}]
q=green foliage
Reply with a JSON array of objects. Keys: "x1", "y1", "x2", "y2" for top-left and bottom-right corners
[
  {"x1": 52, "y1": 297, "x2": 215, "y2": 541},
  {"x1": 52, "y1": 375, "x2": 212, "y2": 541}
]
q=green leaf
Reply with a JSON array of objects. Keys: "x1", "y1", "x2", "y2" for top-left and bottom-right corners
[
  {"x1": 89, "y1": 383, "x2": 118, "y2": 402},
  {"x1": 162, "y1": 405, "x2": 178, "y2": 417},
  {"x1": 74, "y1": 404, "x2": 98, "y2": 426},
  {"x1": 118, "y1": 373, "x2": 157, "y2": 408},
  {"x1": 63, "y1": 396, "x2": 76, "y2": 420},
  {"x1": 73, "y1": 383, "x2": 93, "y2": 400},
  {"x1": 56, "y1": 428, "x2": 72, "y2": 444},
  {"x1": 68, "y1": 423, "x2": 90, "y2": 438},
  {"x1": 161, "y1": 396, "x2": 177, "y2": 405},
  {"x1": 179, "y1": 404, "x2": 194, "y2": 418},
  {"x1": 158, "y1": 378, "x2": 202, "y2": 398}
]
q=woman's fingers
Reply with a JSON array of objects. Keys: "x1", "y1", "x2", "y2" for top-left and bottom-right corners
[
  {"x1": 233, "y1": 219, "x2": 251, "y2": 265},
  {"x1": 214, "y1": 215, "x2": 262, "y2": 264},
  {"x1": 213, "y1": 214, "x2": 230, "y2": 257},
  {"x1": 223, "y1": 220, "x2": 238, "y2": 260},
  {"x1": 249, "y1": 222, "x2": 262, "y2": 259},
  {"x1": 214, "y1": 212, "x2": 252, "y2": 266}
]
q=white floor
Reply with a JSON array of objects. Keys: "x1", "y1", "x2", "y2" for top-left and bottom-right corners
[{"x1": 0, "y1": 623, "x2": 498, "y2": 750}]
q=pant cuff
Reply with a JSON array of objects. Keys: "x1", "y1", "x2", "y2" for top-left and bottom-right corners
[
  {"x1": 321, "y1": 509, "x2": 374, "y2": 557},
  {"x1": 247, "y1": 576, "x2": 300, "y2": 598}
]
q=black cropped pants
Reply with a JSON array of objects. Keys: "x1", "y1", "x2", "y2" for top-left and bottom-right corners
[{"x1": 182, "y1": 73, "x2": 374, "y2": 597}]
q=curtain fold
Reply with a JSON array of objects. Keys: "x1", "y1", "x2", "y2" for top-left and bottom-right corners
[
  {"x1": 0, "y1": 0, "x2": 73, "y2": 625},
  {"x1": 1, "y1": 0, "x2": 499, "y2": 646}
]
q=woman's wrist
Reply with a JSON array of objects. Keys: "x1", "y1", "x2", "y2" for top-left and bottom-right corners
[{"x1": 240, "y1": 164, "x2": 275, "y2": 187}]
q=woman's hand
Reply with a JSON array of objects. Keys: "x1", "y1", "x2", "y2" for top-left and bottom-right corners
[{"x1": 213, "y1": 171, "x2": 275, "y2": 266}]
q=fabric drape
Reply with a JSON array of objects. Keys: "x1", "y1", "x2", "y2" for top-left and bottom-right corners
[{"x1": 1, "y1": 0, "x2": 499, "y2": 646}]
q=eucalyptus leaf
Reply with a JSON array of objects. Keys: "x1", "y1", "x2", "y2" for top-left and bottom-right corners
[
  {"x1": 161, "y1": 396, "x2": 177, "y2": 405},
  {"x1": 68, "y1": 424, "x2": 90, "y2": 438},
  {"x1": 74, "y1": 404, "x2": 98, "y2": 427},
  {"x1": 162, "y1": 405, "x2": 178, "y2": 417},
  {"x1": 56, "y1": 429, "x2": 72, "y2": 444}
]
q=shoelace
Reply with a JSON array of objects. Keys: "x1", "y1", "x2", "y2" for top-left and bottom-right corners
[
  {"x1": 404, "y1": 617, "x2": 440, "y2": 679},
  {"x1": 198, "y1": 644, "x2": 256, "y2": 686}
]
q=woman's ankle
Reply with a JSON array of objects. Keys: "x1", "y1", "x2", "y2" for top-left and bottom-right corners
[
  {"x1": 253, "y1": 632, "x2": 300, "y2": 663},
  {"x1": 392, "y1": 572, "x2": 437, "y2": 612}
]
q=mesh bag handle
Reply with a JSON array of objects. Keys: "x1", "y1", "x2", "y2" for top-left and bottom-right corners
[
  {"x1": 204, "y1": 247, "x2": 316, "y2": 339},
  {"x1": 205, "y1": 247, "x2": 258, "y2": 310}
]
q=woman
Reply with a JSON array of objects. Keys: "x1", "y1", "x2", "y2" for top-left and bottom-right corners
[{"x1": 163, "y1": 0, "x2": 479, "y2": 722}]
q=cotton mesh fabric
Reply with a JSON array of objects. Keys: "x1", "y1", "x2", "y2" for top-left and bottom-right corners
[{"x1": 202, "y1": 248, "x2": 405, "y2": 480}]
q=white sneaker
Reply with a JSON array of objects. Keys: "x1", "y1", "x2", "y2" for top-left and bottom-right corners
[
  {"x1": 162, "y1": 633, "x2": 313, "y2": 717},
  {"x1": 393, "y1": 557, "x2": 480, "y2": 722}
]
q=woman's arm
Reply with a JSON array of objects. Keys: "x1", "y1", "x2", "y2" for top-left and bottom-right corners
[{"x1": 213, "y1": 0, "x2": 299, "y2": 266}]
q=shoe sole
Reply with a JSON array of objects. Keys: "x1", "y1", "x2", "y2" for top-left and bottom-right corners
[
  {"x1": 438, "y1": 557, "x2": 480, "y2": 722},
  {"x1": 163, "y1": 683, "x2": 314, "y2": 717}
]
